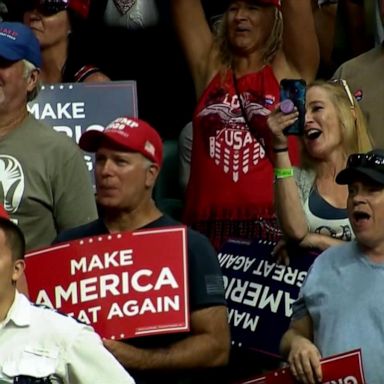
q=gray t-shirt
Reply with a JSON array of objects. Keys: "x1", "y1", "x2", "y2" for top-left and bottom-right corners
[
  {"x1": 293, "y1": 241, "x2": 384, "y2": 383},
  {"x1": 0, "y1": 114, "x2": 97, "y2": 250},
  {"x1": 333, "y1": 44, "x2": 384, "y2": 148}
]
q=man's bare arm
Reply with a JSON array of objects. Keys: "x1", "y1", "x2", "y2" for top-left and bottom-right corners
[
  {"x1": 104, "y1": 305, "x2": 230, "y2": 371},
  {"x1": 280, "y1": 315, "x2": 322, "y2": 384}
]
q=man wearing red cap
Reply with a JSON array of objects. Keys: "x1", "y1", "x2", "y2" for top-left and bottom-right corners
[{"x1": 55, "y1": 116, "x2": 230, "y2": 384}]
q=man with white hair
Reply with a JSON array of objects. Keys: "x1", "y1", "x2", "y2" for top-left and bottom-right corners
[{"x1": 56, "y1": 116, "x2": 230, "y2": 384}]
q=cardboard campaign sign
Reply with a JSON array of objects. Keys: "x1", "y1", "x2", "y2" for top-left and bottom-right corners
[
  {"x1": 239, "y1": 349, "x2": 366, "y2": 384},
  {"x1": 27, "y1": 81, "x2": 138, "y2": 180},
  {"x1": 25, "y1": 226, "x2": 189, "y2": 339},
  {"x1": 218, "y1": 239, "x2": 318, "y2": 357}
]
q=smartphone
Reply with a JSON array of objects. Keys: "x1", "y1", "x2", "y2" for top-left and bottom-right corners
[{"x1": 279, "y1": 79, "x2": 306, "y2": 135}]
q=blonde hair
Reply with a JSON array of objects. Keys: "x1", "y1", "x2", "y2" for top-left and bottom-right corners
[
  {"x1": 212, "y1": 6, "x2": 283, "y2": 69},
  {"x1": 301, "y1": 80, "x2": 373, "y2": 170}
]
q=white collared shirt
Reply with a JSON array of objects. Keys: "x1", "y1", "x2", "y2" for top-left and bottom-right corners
[{"x1": 0, "y1": 291, "x2": 135, "y2": 384}]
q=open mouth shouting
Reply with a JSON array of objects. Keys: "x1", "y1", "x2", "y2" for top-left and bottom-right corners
[
  {"x1": 351, "y1": 210, "x2": 371, "y2": 231},
  {"x1": 304, "y1": 128, "x2": 322, "y2": 141}
]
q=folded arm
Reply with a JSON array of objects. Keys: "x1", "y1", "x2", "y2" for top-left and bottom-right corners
[
  {"x1": 299, "y1": 232, "x2": 346, "y2": 251},
  {"x1": 103, "y1": 305, "x2": 230, "y2": 371}
]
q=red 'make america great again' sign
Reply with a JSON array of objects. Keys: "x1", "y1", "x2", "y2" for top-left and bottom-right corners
[
  {"x1": 25, "y1": 226, "x2": 189, "y2": 340},
  {"x1": 240, "y1": 349, "x2": 366, "y2": 384}
]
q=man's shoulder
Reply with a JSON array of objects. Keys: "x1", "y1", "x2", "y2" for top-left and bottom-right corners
[
  {"x1": 54, "y1": 219, "x2": 106, "y2": 244},
  {"x1": 334, "y1": 45, "x2": 383, "y2": 74},
  {"x1": 314, "y1": 241, "x2": 356, "y2": 269},
  {"x1": 32, "y1": 302, "x2": 85, "y2": 327},
  {"x1": 186, "y1": 226, "x2": 215, "y2": 252},
  {"x1": 18, "y1": 293, "x2": 89, "y2": 334},
  {"x1": 28, "y1": 302, "x2": 97, "y2": 348},
  {"x1": 23, "y1": 114, "x2": 79, "y2": 148},
  {"x1": 22, "y1": 114, "x2": 57, "y2": 135},
  {"x1": 147, "y1": 215, "x2": 215, "y2": 253}
]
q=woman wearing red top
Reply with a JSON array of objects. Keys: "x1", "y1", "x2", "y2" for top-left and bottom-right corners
[{"x1": 172, "y1": 0, "x2": 319, "y2": 250}]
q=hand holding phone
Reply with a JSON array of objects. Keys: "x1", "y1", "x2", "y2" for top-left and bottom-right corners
[{"x1": 279, "y1": 79, "x2": 306, "y2": 135}]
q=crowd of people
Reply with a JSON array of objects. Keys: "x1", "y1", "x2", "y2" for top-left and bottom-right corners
[{"x1": 0, "y1": 0, "x2": 383, "y2": 382}]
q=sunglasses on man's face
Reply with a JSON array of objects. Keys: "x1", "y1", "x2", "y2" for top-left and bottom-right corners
[
  {"x1": 347, "y1": 153, "x2": 384, "y2": 169},
  {"x1": 25, "y1": 0, "x2": 69, "y2": 17}
]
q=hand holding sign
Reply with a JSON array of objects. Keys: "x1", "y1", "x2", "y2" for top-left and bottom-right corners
[
  {"x1": 240, "y1": 349, "x2": 366, "y2": 384},
  {"x1": 25, "y1": 226, "x2": 189, "y2": 339}
]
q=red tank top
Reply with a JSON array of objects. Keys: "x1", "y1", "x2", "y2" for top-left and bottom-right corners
[{"x1": 183, "y1": 66, "x2": 299, "y2": 249}]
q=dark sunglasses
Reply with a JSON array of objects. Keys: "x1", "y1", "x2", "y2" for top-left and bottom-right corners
[
  {"x1": 329, "y1": 78, "x2": 355, "y2": 107},
  {"x1": 25, "y1": 0, "x2": 69, "y2": 17},
  {"x1": 348, "y1": 153, "x2": 384, "y2": 169}
]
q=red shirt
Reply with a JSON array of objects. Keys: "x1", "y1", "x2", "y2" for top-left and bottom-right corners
[{"x1": 183, "y1": 66, "x2": 299, "y2": 249}]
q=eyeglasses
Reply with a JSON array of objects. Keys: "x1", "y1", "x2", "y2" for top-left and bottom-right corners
[
  {"x1": 25, "y1": 0, "x2": 69, "y2": 17},
  {"x1": 347, "y1": 153, "x2": 384, "y2": 169},
  {"x1": 329, "y1": 78, "x2": 355, "y2": 107}
]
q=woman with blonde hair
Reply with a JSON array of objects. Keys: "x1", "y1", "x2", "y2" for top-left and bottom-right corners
[
  {"x1": 268, "y1": 79, "x2": 373, "y2": 255},
  {"x1": 172, "y1": 0, "x2": 319, "y2": 251}
]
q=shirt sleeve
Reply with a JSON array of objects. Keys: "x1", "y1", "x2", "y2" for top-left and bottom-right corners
[
  {"x1": 291, "y1": 264, "x2": 314, "y2": 322},
  {"x1": 66, "y1": 325, "x2": 135, "y2": 384},
  {"x1": 187, "y1": 229, "x2": 227, "y2": 310}
]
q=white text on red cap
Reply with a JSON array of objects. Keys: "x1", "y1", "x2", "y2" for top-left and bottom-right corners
[{"x1": 106, "y1": 117, "x2": 138, "y2": 131}]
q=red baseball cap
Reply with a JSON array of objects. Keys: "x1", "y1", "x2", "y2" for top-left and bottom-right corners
[
  {"x1": 80, "y1": 117, "x2": 163, "y2": 165},
  {"x1": 30, "y1": 0, "x2": 90, "y2": 19},
  {"x1": 0, "y1": 204, "x2": 9, "y2": 220},
  {"x1": 68, "y1": 0, "x2": 90, "y2": 18}
]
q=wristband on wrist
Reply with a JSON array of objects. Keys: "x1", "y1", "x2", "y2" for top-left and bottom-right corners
[
  {"x1": 273, "y1": 147, "x2": 288, "y2": 153},
  {"x1": 274, "y1": 167, "x2": 294, "y2": 179}
]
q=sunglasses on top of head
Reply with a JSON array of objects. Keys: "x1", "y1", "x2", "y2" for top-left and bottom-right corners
[
  {"x1": 24, "y1": 0, "x2": 69, "y2": 17},
  {"x1": 329, "y1": 78, "x2": 355, "y2": 107}
]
